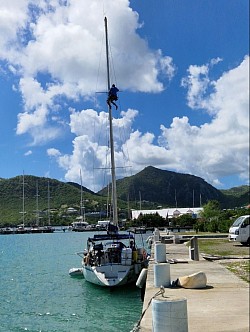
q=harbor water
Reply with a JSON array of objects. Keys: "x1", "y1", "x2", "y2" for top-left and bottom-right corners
[{"x1": 0, "y1": 231, "x2": 148, "y2": 332}]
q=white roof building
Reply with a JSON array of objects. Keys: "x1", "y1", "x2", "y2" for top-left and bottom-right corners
[{"x1": 131, "y1": 207, "x2": 203, "y2": 219}]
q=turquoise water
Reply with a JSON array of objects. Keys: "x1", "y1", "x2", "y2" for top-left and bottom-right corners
[{"x1": 0, "y1": 232, "x2": 148, "y2": 332}]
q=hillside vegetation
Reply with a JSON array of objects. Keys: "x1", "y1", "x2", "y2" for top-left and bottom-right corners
[
  {"x1": 99, "y1": 166, "x2": 249, "y2": 209},
  {"x1": 0, "y1": 176, "x2": 107, "y2": 225},
  {"x1": 0, "y1": 167, "x2": 249, "y2": 226}
]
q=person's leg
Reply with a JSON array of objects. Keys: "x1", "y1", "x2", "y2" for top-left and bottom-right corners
[{"x1": 111, "y1": 101, "x2": 118, "y2": 110}]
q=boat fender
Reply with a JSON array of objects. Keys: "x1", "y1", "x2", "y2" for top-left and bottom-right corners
[
  {"x1": 69, "y1": 268, "x2": 83, "y2": 277},
  {"x1": 146, "y1": 236, "x2": 153, "y2": 249},
  {"x1": 136, "y1": 268, "x2": 148, "y2": 288},
  {"x1": 173, "y1": 271, "x2": 207, "y2": 289}
]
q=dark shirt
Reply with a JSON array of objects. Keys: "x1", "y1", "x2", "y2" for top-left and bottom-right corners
[{"x1": 109, "y1": 86, "x2": 119, "y2": 97}]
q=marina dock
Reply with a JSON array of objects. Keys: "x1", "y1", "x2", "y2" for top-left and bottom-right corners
[{"x1": 139, "y1": 236, "x2": 249, "y2": 332}]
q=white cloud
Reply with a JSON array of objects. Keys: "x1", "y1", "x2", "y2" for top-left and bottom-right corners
[
  {"x1": 1, "y1": 1, "x2": 248, "y2": 191},
  {"x1": 0, "y1": 0, "x2": 175, "y2": 144},
  {"x1": 49, "y1": 56, "x2": 249, "y2": 191},
  {"x1": 47, "y1": 148, "x2": 61, "y2": 157},
  {"x1": 160, "y1": 56, "x2": 249, "y2": 186},
  {"x1": 181, "y1": 57, "x2": 223, "y2": 112},
  {"x1": 24, "y1": 150, "x2": 32, "y2": 156},
  {"x1": 0, "y1": 1, "x2": 28, "y2": 58},
  {"x1": 181, "y1": 63, "x2": 210, "y2": 110},
  {"x1": 48, "y1": 107, "x2": 139, "y2": 191}
]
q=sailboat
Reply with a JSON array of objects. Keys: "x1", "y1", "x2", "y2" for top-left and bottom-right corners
[
  {"x1": 72, "y1": 170, "x2": 89, "y2": 231},
  {"x1": 79, "y1": 17, "x2": 148, "y2": 287},
  {"x1": 17, "y1": 172, "x2": 29, "y2": 234},
  {"x1": 30, "y1": 180, "x2": 43, "y2": 233},
  {"x1": 42, "y1": 180, "x2": 54, "y2": 233}
]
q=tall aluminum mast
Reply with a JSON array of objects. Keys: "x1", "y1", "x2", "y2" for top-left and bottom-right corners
[{"x1": 104, "y1": 17, "x2": 118, "y2": 225}]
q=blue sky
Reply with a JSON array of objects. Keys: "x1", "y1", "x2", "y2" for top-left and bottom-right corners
[{"x1": 0, "y1": 0, "x2": 249, "y2": 192}]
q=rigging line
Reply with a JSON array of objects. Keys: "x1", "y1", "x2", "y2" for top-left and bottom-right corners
[
  {"x1": 106, "y1": 33, "x2": 118, "y2": 87},
  {"x1": 96, "y1": 112, "x2": 110, "y2": 194},
  {"x1": 95, "y1": 166, "x2": 131, "y2": 170},
  {"x1": 102, "y1": 0, "x2": 106, "y2": 19},
  {"x1": 92, "y1": 30, "x2": 106, "y2": 192},
  {"x1": 91, "y1": 115, "x2": 99, "y2": 192},
  {"x1": 92, "y1": 120, "x2": 104, "y2": 192},
  {"x1": 116, "y1": 117, "x2": 134, "y2": 186},
  {"x1": 95, "y1": 31, "x2": 105, "y2": 103},
  {"x1": 117, "y1": 124, "x2": 129, "y2": 178}
]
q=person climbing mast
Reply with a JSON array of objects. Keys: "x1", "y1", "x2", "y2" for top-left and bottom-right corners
[{"x1": 107, "y1": 84, "x2": 119, "y2": 110}]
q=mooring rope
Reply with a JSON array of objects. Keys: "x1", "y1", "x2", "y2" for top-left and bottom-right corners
[{"x1": 130, "y1": 286, "x2": 165, "y2": 332}]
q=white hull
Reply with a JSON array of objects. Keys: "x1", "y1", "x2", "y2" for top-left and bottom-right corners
[{"x1": 82, "y1": 263, "x2": 142, "y2": 287}]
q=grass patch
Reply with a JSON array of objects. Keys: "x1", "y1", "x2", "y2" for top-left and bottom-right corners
[
  {"x1": 224, "y1": 261, "x2": 250, "y2": 283},
  {"x1": 198, "y1": 239, "x2": 250, "y2": 256},
  {"x1": 196, "y1": 238, "x2": 250, "y2": 283}
]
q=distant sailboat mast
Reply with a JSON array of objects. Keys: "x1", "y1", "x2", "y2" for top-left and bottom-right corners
[
  {"x1": 139, "y1": 191, "x2": 142, "y2": 210},
  {"x1": 175, "y1": 189, "x2": 177, "y2": 208},
  {"x1": 104, "y1": 16, "x2": 118, "y2": 225},
  {"x1": 21, "y1": 171, "x2": 26, "y2": 226},
  {"x1": 35, "y1": 180, "x2": 40, "y2": 226},
  {"x1": 47, "y1": 180, "x2": 51, "y2": 226},
  {"x1": 80, "y1": 169, "x2": 85, "y2": 222}
]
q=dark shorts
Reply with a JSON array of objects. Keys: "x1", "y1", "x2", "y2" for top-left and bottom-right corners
[{"x1": 108, "y1": 95, "x2": 118, "y2": 101}]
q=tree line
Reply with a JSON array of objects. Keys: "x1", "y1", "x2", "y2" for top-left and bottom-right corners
[{"x1": 129, "y1": 200, "x2": 249, "y2": 233}]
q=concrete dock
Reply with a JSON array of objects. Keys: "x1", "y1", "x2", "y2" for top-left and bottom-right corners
[{"x1": 139, "y1": 241, "x2": 249, "y2": 332}]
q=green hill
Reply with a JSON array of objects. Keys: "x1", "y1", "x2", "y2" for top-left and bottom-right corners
[
  {"x1": 221, "y1": 185, "x2": 249, "y2": 208},
  {"x1": 98, "y1": 166, "x2": 249, "y2": 209},
  {"x1": 0, "y1": 167, "x2": 249, "y2": 226},
  {"x1": 0, "y1": 176, "x2": 107, "y2": 226},
  {"x1": 221, "y1": 185, "x2": 249, "y2": 197}
]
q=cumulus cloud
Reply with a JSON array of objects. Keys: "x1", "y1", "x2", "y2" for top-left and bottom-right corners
[
  {"x1": 181, "y1": 57, "x2": 223, "y2": 111},
  {"x1": 0, "y1": 1, "x2": 248, "y2": 191},
  {"x1": 47, "y1": 148, "x2": 61, "y2": 157},
  {"x1": 47, "y1": 108, "x2": 139, "y2": 191},
  {"x1": 48, "y1": 56, "x2": 249, "y2": 191},
  {"x1": 0, "y1": 0, "x2": 175, "y2": 144},
  {"x1": 24, "y1": 150, "x2": 32, "y2": 156},
  {"x1": 160, "y1": 56, "x2": 249, "y2": 186}
]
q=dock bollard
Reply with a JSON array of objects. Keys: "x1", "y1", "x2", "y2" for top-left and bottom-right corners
[
  {"x1": 153, "y1": 228, "x2": 160, "y2": 242},
  {"x1": 173, "y1": 234, "x2": 181, "y2": 244},
  {"x1": 152, "y1": 296, "x2": 188, "y2": 332},
  {"x1": 154, "y1": 243, "x2": 166, "y2": 263},
  {"x1": 189, "y1": 236, "x2": 199, "y2": 261},
  {"x1": 154, "y1": 263, "x2": 171, "y2": 287}
]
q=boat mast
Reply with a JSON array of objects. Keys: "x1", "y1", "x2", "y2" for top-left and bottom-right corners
[
  {"x1": 47, "y1": 180, "x2": 51, "y2": 226},
  {"x1": 104, "y1": 17, "x2": 118, "y2": 225},
  {"x1": 35, "y1": 180, "x2": 39, "y2": 226},
  {"x1": 80, "y1": 169, "x2": 85, "y2": 222},
  {"x1": 21, "y1": 171, "x2": 26, "y2": 226}
]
